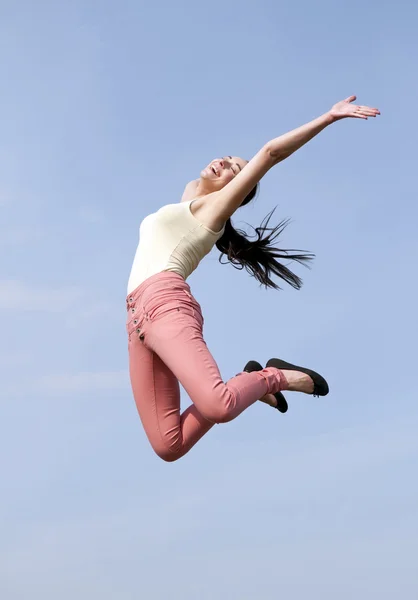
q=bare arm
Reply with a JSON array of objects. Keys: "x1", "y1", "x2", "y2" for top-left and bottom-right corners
[
  {"x1": 266, "y1": 111, "x2": 334, "y2": 163},
  {"x1": 211, "y1": 95, "x2": 380, "y2": 222},
  {"x1": 209, "y1": 115, "x2": 332, "y2": 223}
]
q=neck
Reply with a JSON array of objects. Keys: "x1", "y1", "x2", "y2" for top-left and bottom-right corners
[{"x1": 195, "y1": 178, "x2": 215, "y2": 198}]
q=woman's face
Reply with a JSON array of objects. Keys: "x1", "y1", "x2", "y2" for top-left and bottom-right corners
[{"x1": 200, "y1": 156, "x2": 247, "y2": 190}]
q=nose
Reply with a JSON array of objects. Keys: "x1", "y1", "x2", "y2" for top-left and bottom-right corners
[{"x1": 218, "y1": 159, "x2": 224, "y2": 168}]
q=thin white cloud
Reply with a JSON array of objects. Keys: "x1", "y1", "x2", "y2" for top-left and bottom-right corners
[
  {"x1": 36, "y1": 369, "x2": 129, "y2": 395},
  {"x1": 0, "y1": 280, "x2": 83, "y2": 312},
  {"x1": 1, "y1": 411, "x2": 417, "y2": 600},
  {"x1": 0, "y1": 351, "x2": 33, "y2": 368},
  {"x1": 0, "y1": 281, "x2": 116, "y2": 325},
  {"x1": 0, "y1": 226, "x2": 42, "y2": 246},
  {"x1": 2, "y1": 369, "x2": 129, "y2": 399}
]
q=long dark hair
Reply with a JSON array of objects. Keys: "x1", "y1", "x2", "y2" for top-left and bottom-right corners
[{"x1": 215, "y1": 184, "x2": 314, "y2": 290}]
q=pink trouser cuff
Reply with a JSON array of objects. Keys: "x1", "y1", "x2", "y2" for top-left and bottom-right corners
[{"x1": 258, "y1": 367, "x2": 289, "y2": 395}]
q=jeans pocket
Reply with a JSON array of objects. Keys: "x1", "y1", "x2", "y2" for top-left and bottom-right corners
[{"x1": 143, "y1": 298, "x2": 182, "y2": 323}]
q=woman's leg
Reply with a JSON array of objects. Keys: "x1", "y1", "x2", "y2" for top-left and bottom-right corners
[
  {"x1": 128, "y1": 332, "x2": 214, "y2": 462},
  {"x1": 140, "y1": 300, "x2": 288, "y2": 427},
  {"x1": 127, "y1": 273, "x2": 287, "y2": 461}
]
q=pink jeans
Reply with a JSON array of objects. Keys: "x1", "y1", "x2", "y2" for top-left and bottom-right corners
[{"x1": 126, "y1": 272, "x2": 288, "y2": 462}]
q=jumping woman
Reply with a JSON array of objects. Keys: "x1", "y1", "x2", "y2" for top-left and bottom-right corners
[{"x1": 126, "y1": 95, "x2": 380, "y2": 462}]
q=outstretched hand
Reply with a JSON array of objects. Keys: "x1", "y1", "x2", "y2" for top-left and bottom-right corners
[{"x1": 330, "y1": 95, "x2": 380, "y2": 121}]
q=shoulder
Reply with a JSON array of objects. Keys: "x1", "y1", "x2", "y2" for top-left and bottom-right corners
[{"x1": 180, "y1": 179, "x2": 199, "y2": 203}]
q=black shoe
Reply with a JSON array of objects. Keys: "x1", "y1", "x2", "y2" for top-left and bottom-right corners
[
  {"x1": 244, "y1": 360, "x2": 289, "y2": 413},
  {"x1": 266, "y1": 358, "x2": 329, "y2": 397}
]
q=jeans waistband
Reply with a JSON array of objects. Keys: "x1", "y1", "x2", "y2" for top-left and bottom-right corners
[{"x1": 126, "y1": 271, "x2": 190, "y2": 308}]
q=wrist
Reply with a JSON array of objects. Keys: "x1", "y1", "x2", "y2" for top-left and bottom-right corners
[{"x1": 324, "y1": 110, "x2": 337, "y2": 125}]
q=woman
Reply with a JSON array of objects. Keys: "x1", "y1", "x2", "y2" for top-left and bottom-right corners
[{"x1": 126, "y1": 95, "x2": 380, "y2": 462}]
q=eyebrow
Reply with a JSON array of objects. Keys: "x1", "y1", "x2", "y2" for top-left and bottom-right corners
[{"x1": 227, "y1": 156, "x2": 241, "y2": 171}]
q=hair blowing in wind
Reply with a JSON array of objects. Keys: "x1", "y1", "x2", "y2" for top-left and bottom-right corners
[{"x1": 215, "y1": 184, "x2": 314, "y2": 290}]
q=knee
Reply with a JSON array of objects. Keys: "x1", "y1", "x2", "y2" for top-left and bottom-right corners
[
  {"x1": 157, "y1": 449, "x2": 181, "y2": 463},
  {"x1": 195, "y1": 387, "x2": 237, "y2": 424},
  {"x1": 200, "y1": 403, "x2": 235, "y2": 424},
  {"x1": 153, "y1": 445, "x2": 181, "y2": 462},
  {"x1": 151, "y1": 439, "x2": 184, "y2": 463}
]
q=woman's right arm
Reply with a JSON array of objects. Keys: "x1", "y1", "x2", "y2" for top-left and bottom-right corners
[{"x1": 211, "y1": 96, "x2": 379, "y2": 222}]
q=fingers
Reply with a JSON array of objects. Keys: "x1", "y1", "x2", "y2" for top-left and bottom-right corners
[
  {"x1": 358, "y1": 105, "x2": 380, "y2": 115},
  {"x1": 338, "y1": 97, "x2": 381, "y2": 120},
  {"x1": 355, "y1": 111, "x2": 370, "y2": 119},
  {"x1": 353, "y1": 105, "x2": 380, "y2": 119}
]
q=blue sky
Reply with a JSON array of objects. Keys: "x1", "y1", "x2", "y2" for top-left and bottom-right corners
[{"x1": 1, "y1": 0, "x2": 417, "y2": 598}]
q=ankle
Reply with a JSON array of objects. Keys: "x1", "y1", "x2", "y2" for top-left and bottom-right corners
[
  {"x1": 261, "y1": 367, "x2": 289, "y2": 394},
  {"x1": 285, "y1": 370, "x2": 314, "y2": 394}
]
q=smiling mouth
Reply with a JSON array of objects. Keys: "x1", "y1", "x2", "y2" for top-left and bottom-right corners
[{"x1": 211, "y1": 165, "x2": 219, "y2": 176}]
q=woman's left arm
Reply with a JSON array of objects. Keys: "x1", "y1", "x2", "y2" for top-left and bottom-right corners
[{"x1": 267, "y1": 95, "x2": 380, "y2": 163}]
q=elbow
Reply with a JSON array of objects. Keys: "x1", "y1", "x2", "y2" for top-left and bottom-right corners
[
  {"x1": 265, "y1": 144, "x2": 293, "y2": 165},
  {"x1": 263, "y1": 143, "x2": 284, "y2": 165}
]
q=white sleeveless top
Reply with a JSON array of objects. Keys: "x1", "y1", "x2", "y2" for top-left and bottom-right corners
[{"x1": 127, "y1": 200, "x2": 225, "y2": 294}]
